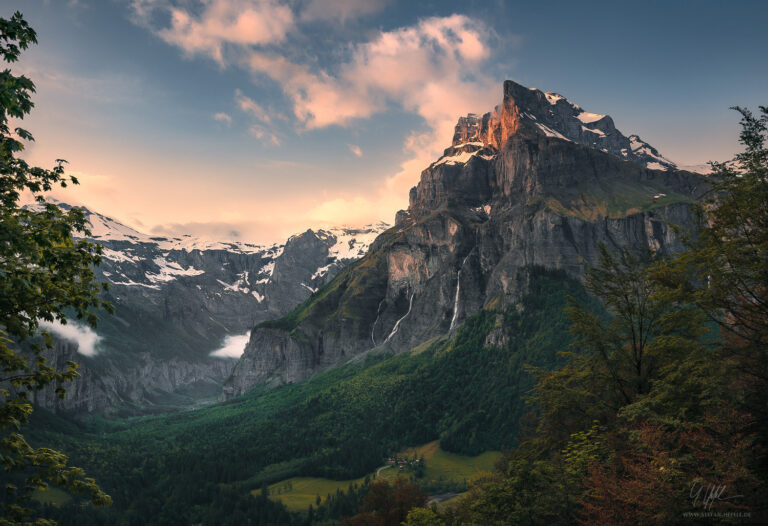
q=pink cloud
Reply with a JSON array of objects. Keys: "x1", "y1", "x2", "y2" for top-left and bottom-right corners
[
  {"x1": 244, "y1": 51, "x2": 380, "y2": 129},
  {"x1": 249, "y1": 124, "x2": 281, "y2": 146},
  {"x1": 235, "y1": 89, "x2": 272, "y2": 123},
  {"x1": 245, "y1": 14, "x2": 495, "y2": 131},
  {"x1": 154, "y1": 0, "x2": 295, "y2": 64},
  {"x1": 213, "y1": 112, "x2": 232, "y2": 125},
  {"x1": 348, "y1": 144, "x2": 363, "y2": 157}
]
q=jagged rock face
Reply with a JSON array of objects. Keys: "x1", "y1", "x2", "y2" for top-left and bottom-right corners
[
  {"x1": 29, "y1": 205, "x2": 387, "y2": 415},
  {"x1": 449, "y1": 81, "x2": 676, "y2": 170},
  {"x1": 223, "y1": 80, "x2": 707, "y2": 398}
]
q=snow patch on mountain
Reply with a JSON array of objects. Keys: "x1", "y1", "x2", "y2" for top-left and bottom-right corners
[
  {"x1": 101, "y1": 247, "x2": 141, "y2": 263},
  {"x1": 535, "y1": 122, "x2": 572, "y2": 141},
  {"x1": 148, "y1": 257, "x2": 205, "y2": 283},
  {"x1": 217, "y1": 271, "x2": 254, "y2": 294},
  {"x1": 582, "y1": 125, "x2": 606, "y2": 137},
  {"x1": 544, "y1": 92, "x2": 564, "y2": 105},
  {"x1": 260, "y1": 261, "x2": 276, "y2": 277},
  {"x1": 576, "y1": 111, "x2": 606, "y2": 124},
  {"x1": 321, "y1": 224, "x2": 387, "y2": 260},
  {"x1": 312, "y1": 263, "x2": 333, "y2": 280}
]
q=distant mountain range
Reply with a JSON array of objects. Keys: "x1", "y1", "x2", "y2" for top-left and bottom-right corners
[{"x1": 29, "y1": 203, "x2": 388, "y2": 414}]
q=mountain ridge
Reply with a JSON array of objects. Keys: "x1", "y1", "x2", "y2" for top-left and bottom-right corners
[
  {"x1": 26, "y1": 203, "x2": 388, "y2": 414},
  {"x1": 223, "y1": 79, "x2": 707, "y2": 398}
]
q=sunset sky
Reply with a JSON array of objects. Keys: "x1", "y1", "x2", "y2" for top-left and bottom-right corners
[{"x1": 6, "y1": 0, "x2": 768, "y2": 243}]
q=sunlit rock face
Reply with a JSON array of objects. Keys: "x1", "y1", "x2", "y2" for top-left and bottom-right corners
[
  {"x1": 223, "y1": 80, "x2": 707, "y2": 399},
  {"x1": 448, "y1": 81, "x2": 676, "y2": 170}
]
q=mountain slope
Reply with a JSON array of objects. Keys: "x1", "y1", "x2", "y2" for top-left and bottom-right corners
[
  {"x1": 29, "y1": 204, "x2": 388, "y2": 414},
  {"x1": 223, "y1": 79, "x2": 706, "y2": 398}
]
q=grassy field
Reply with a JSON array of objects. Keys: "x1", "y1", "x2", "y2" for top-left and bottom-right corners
[
  {"x1": 396, "y1": 441, "x2": 501, "y2": 485},
  {"x1": 259, "y1": 441, "x2": 501, "y2": 512},
  {"x1": 254, "y1": 476, "x2": 368, "y2": 512}
]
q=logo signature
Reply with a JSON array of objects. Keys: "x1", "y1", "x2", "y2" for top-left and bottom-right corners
[{"x1": 689, "y1": 481, "x2": 744, "y2": 511}]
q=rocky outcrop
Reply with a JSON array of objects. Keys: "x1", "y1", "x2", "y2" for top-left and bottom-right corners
[
  {"x1": 223, "y1": 80, "x2": 707, "y2": 398},
  {"x1": 26, "y1": 340, "x2": 236, "y2": 414}
]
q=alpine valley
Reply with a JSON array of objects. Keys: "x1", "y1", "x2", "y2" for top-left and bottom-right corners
[{"x1": 27, "y1": 81, "x2": 722, "y2": 525}]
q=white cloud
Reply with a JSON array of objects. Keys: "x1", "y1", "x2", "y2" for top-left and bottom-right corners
[
  {"x1": 210, "y1": 332, "x2": 250, "y2": 358},
  {"x1": 39, "y1": 319, "x2": 102, "y2": 357},
  {"x1": 348, "y1": 144, "x2": 362, "y2": 157},
  {"x1": 213, "y1": 112, "x2": 232, "y2": 125}
]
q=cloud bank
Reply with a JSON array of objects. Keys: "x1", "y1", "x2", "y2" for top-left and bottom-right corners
[
  {"x1": 39, "y1": 319, "x2": 102, "y2": 357},
  {"x1": 210, "y1": 332, "x2": 250, "y2": 358}
]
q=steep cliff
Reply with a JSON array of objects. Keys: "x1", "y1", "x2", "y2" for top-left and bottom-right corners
[{"x1": 223, "y1": 80, "x2": 707, "y2": 398}]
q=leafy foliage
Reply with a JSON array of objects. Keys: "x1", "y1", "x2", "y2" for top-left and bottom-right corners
[
  {"x1": 0, "y1": 11, "x2": 111, "y2": 525},
  {"x1": 660, "y1": 105, "x2": 768, "y2": 477},
  {"x1": 341, "y1": 477, "x2": 427, "y2": 526}
]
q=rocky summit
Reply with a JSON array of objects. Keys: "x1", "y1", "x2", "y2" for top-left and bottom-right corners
[
  {"x1": 222, "y1": 80, "x2": 707, "y2": 398},
  {"x1": 29, "y1": 203, "x2": 387, "y2": 414}
]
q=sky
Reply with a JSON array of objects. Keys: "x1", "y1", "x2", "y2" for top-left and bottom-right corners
[{"x1": 5, "y1": 0, "x2": 767, "y2": 244}]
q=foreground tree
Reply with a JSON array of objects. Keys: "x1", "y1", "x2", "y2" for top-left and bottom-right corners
[
  {"x1": 0, "y1": 11, "x2": 111, "y2": 524},
  {"x1": 661, "y1": 105, "x2": 768, "y2": 479},
  {"x1": 444, "y1": 105, "x2": 768, "y2": 524},
  {"x1": 529, "y1": 246, "x2": 714, "y2": 454},
  {"x1": 342, "y1": 477, "x2": 428, "y2": 526}
]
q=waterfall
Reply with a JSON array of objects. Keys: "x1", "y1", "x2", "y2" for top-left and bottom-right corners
[
  {"x1": 370, "y1": 298, "x2": 386, "y2": 346},
  {"x1": 384, "y1": 292, "x2": 414, "y2": 344},
  {"x1": 449, "y1": 253, "x2": 472, "y2": 332}
]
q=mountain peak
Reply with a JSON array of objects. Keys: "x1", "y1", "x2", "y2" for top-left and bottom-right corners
[{"x1": 442, "y1": 80, "x2": 676, "y2": 171}]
